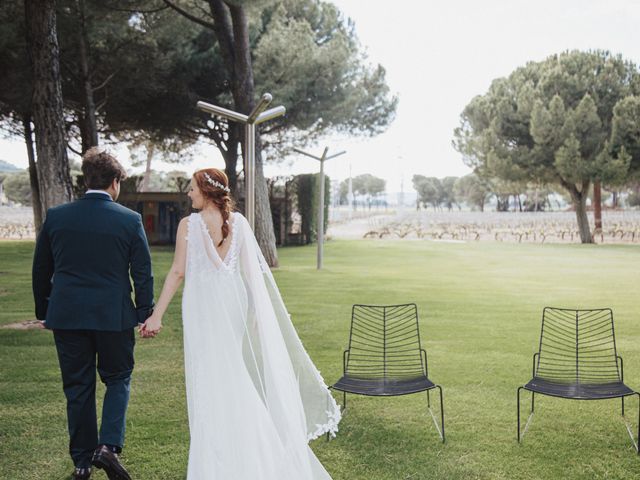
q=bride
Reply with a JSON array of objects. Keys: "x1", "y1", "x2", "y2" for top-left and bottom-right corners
[{"x1": 140, "y1": 168, "x2": 341, "y2": 479}]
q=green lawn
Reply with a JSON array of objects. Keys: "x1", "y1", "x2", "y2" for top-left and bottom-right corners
[{"x1": 1, "y1": 239, "x2": 639, "y2": 479}]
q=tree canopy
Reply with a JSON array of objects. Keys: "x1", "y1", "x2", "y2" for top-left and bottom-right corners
[
  {"x1": 93, "y1": 0, "x2": 397, "y2": 179},
  {"x1": 453, "y1": 174, "x2": 491, "y2": 211},
  {"x1": 339, "y1": 173, "x2": 386, "y2": 206},
  {"x1": 453, "y1": 50, "x2": 640, "y2": 242},
  {"x1": 0, "y1": 0, "x2": 397, "y2": 253}
]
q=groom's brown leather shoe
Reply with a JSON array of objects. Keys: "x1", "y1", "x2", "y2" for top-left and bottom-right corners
[
  {"x1": 72, "y1": 467, "x2": 92, "y2": 479},
  {"x1": 91, "y1": 445, "x2": 132, "y2": 480}
]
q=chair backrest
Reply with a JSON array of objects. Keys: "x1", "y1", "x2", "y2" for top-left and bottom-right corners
[
  {"x1": 535, "y1": 307, "x2": 621, "y2": 384},
  {"x1": 345, "y1": 304, "x2": 425, "y2": 379}
]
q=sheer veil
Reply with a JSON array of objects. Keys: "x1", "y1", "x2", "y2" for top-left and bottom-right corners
[{"x1": 236, "y1": 213, "x2": 342, "y2": 440}]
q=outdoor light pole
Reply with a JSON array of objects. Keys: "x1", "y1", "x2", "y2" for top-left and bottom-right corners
[
  {"x1": 293, "y1": 147, "x2": 346, "y2": 270},
  {"x1": 348, "y1": 164, "x2": 353, "y2": 219},
  {"x1": 196, "y1": 94, "x2": 286, "y2": 231}
]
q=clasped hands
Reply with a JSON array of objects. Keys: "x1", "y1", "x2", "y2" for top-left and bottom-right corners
[{"x1": 139, "y1": 312, "x2": 163, "y2": 338}]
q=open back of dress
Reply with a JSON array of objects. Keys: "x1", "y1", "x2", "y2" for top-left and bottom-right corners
[{"x1": 182, "y1": 212, "x2": 340, "y2": 479}]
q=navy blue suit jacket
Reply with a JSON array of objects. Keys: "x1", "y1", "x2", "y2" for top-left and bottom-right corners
[{"x1": 32, "y1": 192, "x2": 154, "y2": 331}]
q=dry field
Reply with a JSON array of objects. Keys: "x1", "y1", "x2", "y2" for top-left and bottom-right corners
[
  {"x1": 329, "y1": 209, "x2": 640, "y2": 244},
  {"x1": 5, "y1": 205, "x2": 640, "y2": 244},
  {"x1": 0, "y1": 207, "x2": 35, "y2": 240}
]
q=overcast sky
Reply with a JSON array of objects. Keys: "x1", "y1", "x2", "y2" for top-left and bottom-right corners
[{"x1": 3, "y1": 0, "x2": 640, "y2": 193}]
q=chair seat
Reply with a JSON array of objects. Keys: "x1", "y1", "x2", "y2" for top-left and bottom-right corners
[
  {"x1": 524, "y1": 377, "x2": 635, "y2": 399},
  {"x1": 332, "y1": 375, "x2": 435, "y2": 396}
]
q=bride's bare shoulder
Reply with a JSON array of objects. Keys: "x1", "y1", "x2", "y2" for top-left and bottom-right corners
[
  {"x1": 181, "y1": 212, "x2": 199, "y2": 223},
  {"x1": 177, "y1": 215, "x2": 193, "y2": 234},
  {"x1": 231, "y1": 211, "x2": 245, "y2": 224}
]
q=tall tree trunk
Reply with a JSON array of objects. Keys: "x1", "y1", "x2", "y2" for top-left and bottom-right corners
[
  {"x1": 208, "y1": 0, "x2": 278, "y2": 266},
  {"x1": 253, "y1": 136, "x2": 277, "y2": 263},
  {"x1": 141, "y1": 143, "x2": 154, "y2": 192},
  {"x1": 25, "y1": 0, "x2": 73, "y2": 213},
  {"x1": 496, "y1": 195, "x2": 508, "y2": 212},
  {"x1": 165, "y1": 0, "x2": 278, "y2": 265},
  {"x1": 567, "y1": 180, "x2": 593, "y2": 244},
  {"x1": 76, "y1": 0, "x2": 98, "y2": 152},
  {"x1": 574, "y1": 193, "x2": 593, "y2": 244},
  {"x1": 23, "y1": 114, "x2": 43, "y2": 232},
  {"x1": 593, "y1": 180, "x2": 602, "y2": 231},
  {"x1": 220, "y1": 124, "x2": 240, "y2": 195}
]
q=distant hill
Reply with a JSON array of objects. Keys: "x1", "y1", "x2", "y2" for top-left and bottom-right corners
[{"x1": 0, "y1": 160, "x2": 22, "y2": 172}]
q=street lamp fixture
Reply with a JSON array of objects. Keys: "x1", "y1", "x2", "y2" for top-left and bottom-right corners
[
  {"x1": 196, "y1": 93, "x2": 286, "y2": 230},
  {"x1": 293, "y1": 147, "x2": 346, "y2": 270}
]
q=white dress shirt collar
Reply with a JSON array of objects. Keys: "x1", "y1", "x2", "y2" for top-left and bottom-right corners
[
  {"x1": 86, "y1": 189, "x2": 111, "y2": 196},
  {"x1": 86, "y1": 189, "x2": 113, "y2": 200}
]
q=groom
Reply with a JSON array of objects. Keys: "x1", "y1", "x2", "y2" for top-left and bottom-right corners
[{"x1": 32, "y1": 147, "x2": 154, "y2": 480}]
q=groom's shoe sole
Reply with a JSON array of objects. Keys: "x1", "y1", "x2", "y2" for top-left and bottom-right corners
[{"x1": 91, "y1": 446, "x2": 132, "y2": 480}]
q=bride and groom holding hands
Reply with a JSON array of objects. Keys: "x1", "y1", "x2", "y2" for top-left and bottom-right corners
[{"x1": 32, "y1": 147, "x2": 341, "y2": 479}]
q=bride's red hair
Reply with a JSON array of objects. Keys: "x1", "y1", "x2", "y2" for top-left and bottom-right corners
[{"x1": 193, "y1": 168, "x2": 235, "y2": 246}]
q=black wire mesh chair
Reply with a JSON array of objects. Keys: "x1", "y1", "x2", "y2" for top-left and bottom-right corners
[
  {"x1": 330, "y1": 304, "x2": 445, "y2": 442},
  {"x1": 517, "y1": 307, "x2": 639, "y2": 453}
]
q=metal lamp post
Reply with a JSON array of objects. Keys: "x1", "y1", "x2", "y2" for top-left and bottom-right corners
[
  {"x1": 293, "y1": 147, "x2": 346, "y2": 270},
  {"x1": 196, "y1": 93, "x2": 286, "y2": 231}
]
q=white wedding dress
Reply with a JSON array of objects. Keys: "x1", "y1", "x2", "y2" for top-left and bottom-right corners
[{"x1": 181, "y1": 211, "x2": 341, "y2": 479}]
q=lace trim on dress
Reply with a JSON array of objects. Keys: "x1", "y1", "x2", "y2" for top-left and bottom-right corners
[
  {"x1": 257, "y1": 258, "x2": 343, "y2": 441},
  {"x1": 304, "y1": 360, "x2": 342, "y2": 440},
  {"x1": 186, "y1": 214, "x2": 222, "y2": 278},
  {"x1": 221, "y1": 214, "x2": 240, "y2": 271},
  {"x1": 307, "y1": 405, "x2": 342, "y2": 441},
  {"x1": 185, "y1": 214, "x2": 198, "y2": 275},
  {"x1": 196, "y1": 212, "x2": 240, "y2": 273},
  {"x1": 281, "y1": 313, "x2": 342, "y2": 441}
]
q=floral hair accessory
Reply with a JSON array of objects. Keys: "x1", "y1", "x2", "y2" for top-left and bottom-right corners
[{"x1": 203, "y1": 172, "x2": 230, "y2": 193}]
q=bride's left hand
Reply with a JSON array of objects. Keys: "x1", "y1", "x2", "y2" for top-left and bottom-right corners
[{"x1": 140, "y1": 312, "x2": 163, "y2": 338}]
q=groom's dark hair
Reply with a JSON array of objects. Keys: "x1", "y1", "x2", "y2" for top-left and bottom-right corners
[{"x1": 82, "y1": 147, "x2": 127, "y2": 189}]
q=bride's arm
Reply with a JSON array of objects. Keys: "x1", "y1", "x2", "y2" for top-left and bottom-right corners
[{"x1": 140, "y1": 217, "x2": 188, "y2": 337}]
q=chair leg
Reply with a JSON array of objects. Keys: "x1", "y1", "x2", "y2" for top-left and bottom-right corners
[
  {"x1": 635, "y1": 393, "x2": 640, "y2": 455},
  {"x1": 621, "y1": 393, "x2": 640, "y2": 454},
  {"x1": 517, "y1": 387, "x2": 535, "y2": 444},
  {"x1": 517, "y1": 387, "x2": 522, "y2": 443},
  {"x1": 438, "y1": 386, "x2": 445, "y2": 443},
  {"x1": 531, "y1": 392, "x2": 535, "y2": 413},
  {"x1": 518, "y1": 387, "x2": 536, "y2": 443},
  {"x1": 326, "y1": 388, "x2": 332, "y2": 442},
  {"x1": 426, "y1": 386, "x2": 445, "y2": 443},
  {"x1": 518, "y1": 387, "x2": 534, "y2": 443},
  {"x1": 622, "y1": 396, "x2": 625, "y2": 416}
]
